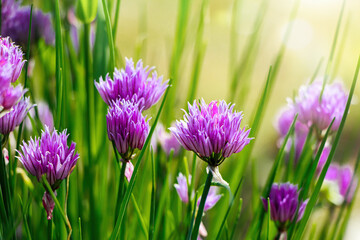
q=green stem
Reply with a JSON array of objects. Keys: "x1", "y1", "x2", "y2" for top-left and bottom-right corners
[
  {"x1": 48, "y1": 219, "x2": 53, "y2": 240},
  {"x1": 191, "y1": 170, "x2": 213, "y2": 239},
  {"x1": 114, "y1": 160, "x2": 126, "y2": 226}
]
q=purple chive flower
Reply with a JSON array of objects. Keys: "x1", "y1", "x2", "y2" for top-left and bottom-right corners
[
  {"x1": 324, "y1": 164, "x2": 357, "y2": 204},
  {"x1": 95, "y1": 58, "x2": 169, "y2": 111},
  {"x1": 197, "y1": 187, "x2": 222, "y2": 211},
  {"x1": 107, "y1": 99, "x2": 149, "y2": 160},
  {"x1": 17, "y1": 127, "x2": 79, "y2": 219},
  {"x1": 1, "y1": 0, "x2": 55, "y2": 47},
  {"x1": 262, "y1": 183, "x2": 308, "y2": 228},
  {"x1": 170, "y1": 99, "x2": 252, "y2": 166},
  {"x1": 174, "y1": 172, "x2": 191, "y2": 203},
  {"x1": 152, "y1": 123, "x2": 182, "y2": 156},
  {"x1": 292, "y1": 79, "x2": 348, "y2": 132},
  {"x1": 0, "y1": 97, "x2": 31, "y2": 135},
  {"x1": 0, "y1": 36, "x2": 25, "y2": 83}
]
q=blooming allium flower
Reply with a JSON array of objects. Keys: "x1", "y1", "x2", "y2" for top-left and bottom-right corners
[
  {"x1": 95, "y1": 58, "x2": 169, "y2": 110},
  {"x1": 262, "y1": 183, "x2": 308, "y2": 229},
  {"x1": 1, "y1": 0, "x2": 55, "y2": 47},
  {"x1": 292, "y1": 79, "x2": 348, "y2": 132},
  {"x1": 323, "y1": 164, "x2": 357, "y2": 205},
  {"x1": 0, "y1": 36, "x2": 25, "y2": 83},
  {"x1": 107, "y1": 99, "x2": 149, "y2": 160},
  {"x1": 170, "y1": 99, "x2": 252, "y2": 166},
  {"x1": 197, "y1": 187, "x2": 222, "y2": 211},
  {"x1": 17, "y1": 127, "x2": 79, "y2": 219},
  {"x1": 0, "y1": 97, "x2": 31, "y2": 135},
  {"x1": 174, "y1": 172, "x2": 191, "y2": 203}
]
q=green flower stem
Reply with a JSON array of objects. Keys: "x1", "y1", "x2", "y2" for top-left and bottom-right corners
[
  {"x1": 41, "y1": 176, "x2": 72, "y2": 240},
  {"x1": 191, "y1": 170, "x2": 213, "y2": 239},
  {"x1": 114, "y1": 160, "x2": 126, "y2": 226},
  {"x1": 48, "y1": 219, "x2": 52, "y2": 240}
]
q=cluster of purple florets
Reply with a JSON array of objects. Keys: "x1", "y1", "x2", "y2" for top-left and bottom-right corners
[{"x1": 95, "y1": 58, "x2": 169, "y2": 164}]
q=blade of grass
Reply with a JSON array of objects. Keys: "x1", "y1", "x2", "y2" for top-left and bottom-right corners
[
  {"x1": 229, "y1": 0, "x2": 268, "y2": 102},
  {"x1": 230, "y1": 198, "x2": 243, "y2": 240},
  {"x1": 185, "y1": 0, "x2": 208, "y2": 104},
  {"x1": 287, "y1": 120, "x2": 334, "y2": 239},
  {"x1": 112, "y1": 0, "x2": 121, "y2": 39},
  {"x1": 247, "y1": 114, "x2": 298, "y2": 239},
  {"x1": 110, "y1": 80, "x2": 172, "y2": 240},
  {"x1": 54, "y1": 0, "x2": 64, "y2": 129},
  {"x1": 320, "y1": 0, "x2": 346, "y2": 95},
  {"x1": 79, "y1": 217, "x2": 82, "y2": 240},
  {"x1": 149, "y1": 148, "x2": 156, "y2": 240},
  {"x1": 216, "y1": 178, "x2": 243, "y2": 240},
  {"x1": 292, "y1": 55, "x2": 360, "y2": 240},
  {"x1": 102, "y1": 0, "x2": 116, "y2": 74},
  {"x1": 0, "y1": 135, "x2": 13, "y2": 238},
  {"x1": 41, "y1": 176, "x2": 72, "y2": 240},
  {"x1": 230, "y1": 66, "x2": 272, "y2": 188}
]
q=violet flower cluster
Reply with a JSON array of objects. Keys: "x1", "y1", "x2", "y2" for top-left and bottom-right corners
[
  {"x1": 96, "y1": 58, "x2": 169, "y2": 181},
  {"x1": 170, "y1": 99, "x2": 252, "y2": 167},
  {"x1": 262, "y1": 183, "x2": 308, "y2": 230},
  {"x1": 17, "y1": 127, "x2": 79, "y2": 219},
  {"x1": 0, "y1": 36, "x2": 25, "y2": 111},
  {"x1": 1, "y1": 0, "x2": 55, "y2": 47},
  {"x1": 107, "y1": 99, "x2": 149, "y2": 160},
  {"x1": 292, "y1": 79, "x2": 348, "y2": 132},
  {"x1": 0, "y1": 97, "x2": 31, "y2": 136},
  {"x1": 95, "y1": 58, "x2": 169, "y2": 110},
  {"x1": 174, "y1": 172, "x2": 222, "y2": 239}
]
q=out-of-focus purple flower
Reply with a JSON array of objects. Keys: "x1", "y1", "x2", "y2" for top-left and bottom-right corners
[
  {"x1": 0, "y1": 36, "x2": 25, "y2": 83},
  {"x1": 67, "y1": 8, "x2": 95, "y2": 52},
  {"x1": 95, "y1": 58, "x2": 169, "y2": 110},
  {"x1": 174, "y1": 172, "x2": 191, "y2": 203},
  {"x1": 170, "y1": 99, "x2": 252, "y2": 167},
  {"x1": 197, "y1": 187, "x2": 222, "y2": 211},
  {"x1": 125, "y1": 161, "x2": 134, "y2": 182},
  {"x1": 107, "y1": 99, "x2": 149, "y2": 160},
  {"x1": 262, "y1": 183, "x2": 308, "y2": 228},
  {"x1": 17, "y1": 127, "x2": 79, "y2": 219},
  {"x1": 316, "y1": 145, "x2": 331, "y2": 175},
  {"x1": 324, "y1": 164, "x2": 357, "y2": 204},
  {"x1": 152, "y1": 123, "x2": 181, "y2": 156},
  {"x1": 292, "y1": 79, "x2": 348, "y2": 132},
  {"x1": 1, "y1": 0, "x2": 55, "y2": 47},
  {"x1": 37, "y1": 102, "x2": 54, "y2": 131},
  {"x1": 0, "y1": 97, "x2": 31, "y2": 135},
  {"x1": 276, "y1": 106, "x2": 308, "y2": 161}
]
